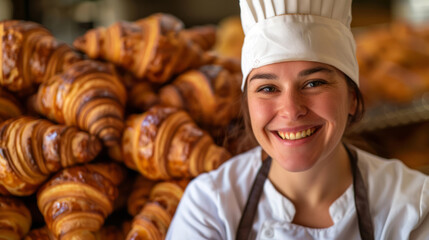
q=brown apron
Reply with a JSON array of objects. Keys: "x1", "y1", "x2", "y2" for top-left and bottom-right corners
[{"x1": 236, "y1": 145, "x2": 374, "y2": 240}]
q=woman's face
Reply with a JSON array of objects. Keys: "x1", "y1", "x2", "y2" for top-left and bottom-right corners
[{"x1": 247, "y1": 61, "x2": 356, "y2": 172}]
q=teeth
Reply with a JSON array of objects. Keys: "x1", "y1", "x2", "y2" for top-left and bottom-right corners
[{"x1": 278, "y1": 128, "x2": 316, "y2": 140}]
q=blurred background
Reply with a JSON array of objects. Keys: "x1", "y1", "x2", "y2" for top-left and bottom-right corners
[
  {"x1": 1, "y1": 0, "x2": 429, "y2": 173},
  {"x1": 0, "y1": 0, "x2": 403, "y2": 44}
]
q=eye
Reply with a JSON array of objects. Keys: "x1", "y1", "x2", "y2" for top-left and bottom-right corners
[
  {"x1": 304, "y1": 80, "x2": 326, "y2": 88},
  {"x1": 257, "y1": 85, "x2": 277, "y2": 93}
]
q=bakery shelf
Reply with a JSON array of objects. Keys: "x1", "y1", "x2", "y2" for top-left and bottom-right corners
[{"x1": 350, "y1": 92, "x2": 429, "y2": 133}]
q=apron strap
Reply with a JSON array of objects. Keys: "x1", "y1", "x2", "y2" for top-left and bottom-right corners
[
  {"x1": 236, "y1": 156, "x2": 272, "y2": 240},
  {"x1": 236, "y1": 145, "x2": 374, "y2": 240},
  {"x1": 346, "y1": 146, "x2": 375, "y2": 240}
]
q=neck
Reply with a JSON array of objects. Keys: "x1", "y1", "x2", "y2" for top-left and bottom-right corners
[{"x1": 268, "y1": 144, "x2": 352, "y2": 207}]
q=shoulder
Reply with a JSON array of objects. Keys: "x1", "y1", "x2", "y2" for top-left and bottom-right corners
[
  {"x1": 354, "y1": 147, "x2": 429, "y2": 237},
  {"x1": 355, "y1": 147, "x2": 428, "y2": 189}
]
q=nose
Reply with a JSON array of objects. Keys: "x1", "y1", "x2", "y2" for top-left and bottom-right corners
[{"x1": 277, "y1": 90, "x2": 308, "y2": 121}]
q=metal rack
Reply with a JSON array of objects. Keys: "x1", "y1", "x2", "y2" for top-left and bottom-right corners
[{"x1": 350, "y1": 93, "x2": 429, "y2": 133}]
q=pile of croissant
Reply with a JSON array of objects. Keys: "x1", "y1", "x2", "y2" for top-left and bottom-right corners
[
  {"x1": 0, "y1": 13, "x2": 249, "y2": 240},
  {"x1": 356, "y1": 21, "x2": 429, "y2": 106}
]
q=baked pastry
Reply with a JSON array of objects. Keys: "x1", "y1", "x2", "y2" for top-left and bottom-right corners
[
  {"x1": 73, "y1": 13, "x2": 213, "y2": 83},
  {"x1": 37, "y1": 163, "x2": 125, "y2": 240},
  {"x1": 122, "y1": 105, "x2": 231, "y2": 180},
  {"x1": 127, "y1": 81, "x2": 160, "y2": 112},
  {"x1": 24, "y1": 226, "x2": 56, "y2": 240},
  {"x1": 355, "y1": 22, "x2": 429, "y2": 105},
  {"x1": 25, "y1": 225, "x2": 125, "y2": 240},
  {"x1": 0, "y1": 87, "x2": 23, "y2": 122},
  {"x1": 0, "y1": 116, "x2": 101, "y2": 196},
  {"x1": 126, "y1": 180, "x2": 188, "y2": 240},
  {"x1": 127, "y1": 175, "x2": 158, "y2": 217},
  {"x1": 0, "y1": 20, "x2": 81, "y2": 93},
  {"x1": 29, "y1": 60, "x2": 127, "y2": 146},
  {"x1": 0, "y1": 196, "x2": 32, "y2": 240},
  {"x1": 159, "y1": 64, "x2": 242, "y2": 130},
  {"x1": 214, "y1": 16, "x2": 244, "y2": 59},
  {"x1": 181, "y1": 24, "x2": 217, "y2": 51}
]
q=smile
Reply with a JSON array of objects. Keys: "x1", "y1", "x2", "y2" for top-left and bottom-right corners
[{"x1": 277, "y1": 127, "x2": 317, "y2": 140}]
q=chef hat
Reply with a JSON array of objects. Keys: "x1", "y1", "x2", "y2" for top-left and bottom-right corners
[{"x1": 240, "y1": 0, "x2": 359, "y2": 90}]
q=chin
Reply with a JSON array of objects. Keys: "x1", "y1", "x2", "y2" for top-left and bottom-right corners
[
  {"x1": 271, "y1": 150, "x2": 320, "y2": 172},
  {"x1": 282, "y1": 162, "x2": 316, "y2": 172}
]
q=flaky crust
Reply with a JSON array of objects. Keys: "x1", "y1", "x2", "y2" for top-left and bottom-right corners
[
  {"x1": 37, "y1": 163, "x2": 125, "y2": 240},
  {"x1": 30, "y1": 60, "x2": 127, "y2": 146},
  {"x1": 0, "y1": 116, "x2": 101, "y2": 196},
  {"x1": 159, "y1": 64, "x2": 242, "y2": 130},
  {"x1": 0, "y1": 196, "x2": 32, "y2": 240},
  {"x1": 126, "y1": 180, "x2": 188, "y2": 240},
  {"x1": 0, "y1": 20, "x2": 81, "y2": 93},
  {"x1": 0, "y1": 88, "x2": 23, "y2": 122},
  {"x1": 122, "y1": 105, "x2": 231, "y2": 180},
  {"x1": 73, "y1": 13, "x2": 213, "y2": 83}
]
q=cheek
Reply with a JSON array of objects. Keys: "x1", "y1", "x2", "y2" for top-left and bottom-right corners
[
  {"x1": 316, "y1": 92, "x2": 350, "y2": 125},
  {"x1": 248, "y1": 98, "x2": 271, "y2": 129}
]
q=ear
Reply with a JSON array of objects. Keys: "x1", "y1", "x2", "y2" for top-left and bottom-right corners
[{"x1": 348, "y1": 87, "x2": 357, "y2": 116}]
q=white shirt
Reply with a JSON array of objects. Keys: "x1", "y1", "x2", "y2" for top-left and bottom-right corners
[{"x1": 166, "y1": 146, "x2": 429, "y2": 240}]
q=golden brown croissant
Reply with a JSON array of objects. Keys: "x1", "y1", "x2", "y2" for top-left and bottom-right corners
[
  {"x1": 0, "y1": 88, "x2": 23, "y2": 122},
  {"x1": 122, "y1": 105, "x2": 231, "y2": 180},
  {"x1": 214, "y1": 16, "x2": 244, "y2": 59},
  {"x1": 37, "y1": 162, "x2": 125, "y2": 240},
  {"x1": 127, "y1": 175, "x2": 158, "y2": 217},
  {"x1": 0, "y1": 196, "x2": 32, "y2": 240},
  {"x1": 127, "y1": 81, "x2": 160, "y2": 112},
  {"x1": 73, "y1": 13, "x2": 213, "y2": 83},
  {"x1": 30, "y1": 60, "x2": 127, "y2": 146},
  {"x1": 0, "y1": 20, "x2": 82, "y2": 93},
  {"x1": 24, "y1": 226, "x2": 56, "y2": 240},
  {"x1": 158, "y1": 64, "x2": 242, "y2": 130},
  {"x1": 0, "y1": 116, "x2": 101, "y2": 196},
  {"x1": 181, "y1": 25, "x2": 217, "y2": 51},
  {"x1": 25, "y1": 225, "x2": 125, "y2": 240},
  {"x1": 126, "y1": 179, "x2": 188, "y2": 240}
]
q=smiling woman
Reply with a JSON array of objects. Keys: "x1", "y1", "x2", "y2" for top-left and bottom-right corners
[
  {"x1": 166, "y1": 0, "x2": 429, "y2": 239},
  {"x1": 246, "y1": 61, "x2": 355, "y2": 174}
]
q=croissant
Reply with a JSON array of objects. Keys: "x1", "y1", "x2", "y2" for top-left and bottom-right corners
[
  {"x1": 127, "y1": 81, "x2": 160, "y2": 111},
  {"x1": 73, "y1": 13, "x2": 213, "y2": 83},
  {"x1": 126, "y1": 180, "x2": 188, "y2": 240},
  {"x1": 25, "y1": 225, "x2": 125, "y2": 240},
  {"x1": 159, "y1": 64, "x2": 242, "y2": 130},
  {"x1": 30, "y1": 60, "x2": 127, "y2": 146},
  {"x1": 213, "y1": 16, "x2": 244, "y2": 59},
  {"x1": 0, "y1": 116, "x2": 101, "y2": 196},
  {"x1": 127, "y1": 175, "x2": 158, "y2": 216},
  {"x1": 181, "y1": 24, "x2": 217, "y2": 51},
  {"x1": 0, "y1": 20, "x2": 82, "y2": 93},
  {"x1": 0, "y1": 196, "x2": 32, "y2": 240},
  {"x1": 122, "y1": 105, "x2": 231, "y2": 180},
  {"x1": 24, "y1": 226, "x2": 56, "y2": 240},
  {"x1": 0, "y1": 88, "x2": 23, "y2": 122},
  {"x1": 37, "y1": 162, "x2": 125, "y2": 240}
]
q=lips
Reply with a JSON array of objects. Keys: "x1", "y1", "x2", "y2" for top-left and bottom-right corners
[{"x1": 276, "y1": 127, "x2": 319, "y2": 140}]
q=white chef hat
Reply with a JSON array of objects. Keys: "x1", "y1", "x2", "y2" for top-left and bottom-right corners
[{"x1": 240, "y1": 0, "x2": 359, "y2": 90}]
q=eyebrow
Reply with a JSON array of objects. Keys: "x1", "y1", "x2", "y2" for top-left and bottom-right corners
[
  {"x1": 248, "y1": 66, "x2": 334, "y2": 82},
  {"x1": 298, "y1": 67, "x2": 333, "y2": 77},
  {"x1": 249, "y1": 73, "x2": 277, "y2": 81}
]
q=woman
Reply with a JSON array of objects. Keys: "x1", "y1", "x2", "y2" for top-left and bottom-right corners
[{"x1": 166, "y1": 0, "x2": 429, "y2": 239}]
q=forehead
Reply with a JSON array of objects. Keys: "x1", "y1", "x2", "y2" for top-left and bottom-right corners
[{"x1": 249, "y1": 61, "x2": 341, "y2": 76}]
